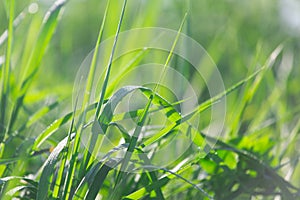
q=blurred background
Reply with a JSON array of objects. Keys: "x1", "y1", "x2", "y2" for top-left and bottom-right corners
[{"x1": 1, "y1": 0, "x2": 299, "y2": 92}]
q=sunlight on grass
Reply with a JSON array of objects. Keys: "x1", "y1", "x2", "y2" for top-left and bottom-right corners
[{"x1": 0, "y1": 0, "x2": 299, "y2": 199}]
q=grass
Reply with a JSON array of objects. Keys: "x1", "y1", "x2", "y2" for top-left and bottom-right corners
[{"x1": 0, "y1": 0, "x2": 300, "y2": 199}]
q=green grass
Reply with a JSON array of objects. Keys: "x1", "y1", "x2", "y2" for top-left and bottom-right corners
[{"x1": 0, "y1": 0, "x2": 300, "y2": 199}]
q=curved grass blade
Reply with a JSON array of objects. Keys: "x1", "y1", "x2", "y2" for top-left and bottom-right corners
[
  {"x1": 92, "y1": 85, "x2": 180, "y2": 134},
  {"x1": 31, "y1": 112, "x2": 72, "y2": 152},
  {"x1": 30, "y1": 102, "x2": 99, "y2": 152},
  {"x1": 93, "y1": 86, "x2": 141, "y2": 135},
  {"x1": 0, "y1": 0, "x2": 14, "y2": 143},
  {"x1": 52, "y1": 92, "x2": 80, "y2": 198},
  {"x1": 6, "y1": 185, "x2": 31, "y2": 197},
  {"x1": 111, "y1": 97, "x2": 185, "y2": 122},
  {"x1": 203, "y1": 132, "x2": 298, "y2": 199},
  {"x1": 140, "y1": 63, "x2": 271, "y2": 148},
  {"x1": 124, "y1": 156, "x2": 204, "y2": 200},
  {"x1": 63, "y1": 1, "x2": 127, "y2": 198},
  {"x1": 73, "y1": 147, "x2": 125, "y2": 199},
  {"x1": 84, "y1": 159, "x2": 119, "y2": 200},
  {"x1": 36, "y1": 134, "x2": 74, "y2": 200},
  {"x1": 229, "y1": 44, "x2": 283, "y2": 136},
  {"x1": 81, "y1": 0, "x2": 126, "y2": 175},
  {"x1": 17, "y1": 100, "x2": 59, "y2": 134},
  {"x1": 88, "y1": 85, "x2": 180, "y2": 167},
  {"x1": 0, "y1": 176, "x2": 37, "y2": 187},
  {"x1": 72, "y1": 162, "x2": 103, "y2": 200},
  {"x1": 5, "y1": 0, "x2": 66, "y2": 138},
  {"x1": 114, "y1": 15, "x2": 188, "y2": 192},
  {"x1": 0, "y1": 176, "x2": 36, "y2": 199}
]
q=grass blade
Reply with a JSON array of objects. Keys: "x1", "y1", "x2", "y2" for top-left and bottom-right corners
[
  {"x1": 73, "y1": 162, "x2": 102, "y2": 200},
  {"x1": 140, "y1": 59, "x2": 276, "y2": 148},
  {"x1": 52, "y1": 92, "x2": 79, "y2": 199},
  {"x1": 0, "y1": 0, "x2": 14, "y2": 143},
  {"x1": 31, "y1": 102, "x2": 98, "y2": 152},
  {"x1": 0, "y1": 5, "x2": 27, "y2": 47},
  {"x1": 84, "y1": 160, "x2": 118, "y2": 200},
  {"x1": 63, "y1": 0, "x2": 127, "y2": 198},
  {"x1": 204, "y1": 132, "x2": 298, "y2": 199},
  {"x1": 124, "y1": 157, "x2": 201, "y2": 199},
  {"x1": 81, "y1": 0, "x2": 127, "y2": 174},
  {"x1": 37, "y1": 134, "x2": 73, "y2": 200},
  {"x1": 229, "y1": 44, "x2": 283, "y2": 136},
  {"x1": 142, "y1": 165, "x2": 212, "y2": 199},
  {"x1": 5, "y1": 0, "x2": 66, "y2": 138},
  {"x1": 17, "y1": 101, "x2": 59, "y2": 134},
  {"x1": 112, "y1": 13, "x2": 187, "y2": 199},
  {"x1": 0, "y1": 157, "x2": 21, "y2": 165},
  {"x1": 31, "y1": 112, "x2": 72, "y2": 152}
]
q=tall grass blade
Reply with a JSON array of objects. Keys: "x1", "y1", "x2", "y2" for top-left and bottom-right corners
[
  {"x1": 141, "y1": 65, "x2": 266, "y2": 147},
  {"x1": 229, "y1": 44, "x2": 283, "y2": 136},
  {"x1": 52, "y1": 92, "x2": 79, "y2": 198},
  {"x1": 0, "y1": 6, "x2": 27, "y2": 47},
  {"x1": 111, "y1": 14, "x2": 187, "y2": 200},
  {"x1": 73, "y1": 148, "x2": 125, "y2": 199},
  {"x1": 37, "y1": 134, "x2": 74, "y2": 200},
  {"x1": 5, "y1": 0, "x2": 65, "y2": 137},
  {"x1": 63, "y1": 0, "x2": 127, "y2": 198},
  {"x1": 84, "y1": 160, "x2": 118, "y2": 200},
  {"x1": 79, "y1": 0, "x2": 112, "y2": 174},
  {"x1": 0, "y1": 0, "x2": 14, "y2": 143},
  {"x1": 31, "y1": 102, "x2": 99, "y2": 152}
]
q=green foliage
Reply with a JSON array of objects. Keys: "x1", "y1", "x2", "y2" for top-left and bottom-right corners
[{"x1": 0, "y1": 0, "x2": 300, "y2": 199}]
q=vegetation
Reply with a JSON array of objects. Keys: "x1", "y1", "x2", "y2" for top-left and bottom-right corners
[{"x1": 0, "y1": 0, "x2": 299, "y2": 199}]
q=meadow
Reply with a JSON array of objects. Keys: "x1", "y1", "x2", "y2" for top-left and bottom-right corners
[{"x1": 0, "y1": 0, "x2": 300, "y2": 199}]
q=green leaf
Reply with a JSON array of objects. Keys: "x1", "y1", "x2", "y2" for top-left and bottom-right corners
[
  {"x1": 0, "y1": 4, "x2": 27, "y2": 47},
  {"x1": 124, "y1": 157, "x2": 204, "y2": 199},
  {"x1": 84, "y1": 159, "x2": 118, "y2": 200},
  {"x1": 6, "y1": 0, "x2": 66, "y2": 137},
  {"x1": 73, "y1": 148, "x2": 125, "y2": 199},
  {"x1": 0, "y1": 0, "x2": 14, "y2": 143},
  {"x1": 229, "y1": 44, "x2": 283, "y2": 136},
  {"x1": 36, "y1": 134, "x2": 73, "y2": 200},
  {"x1": 72, "y1": 162, "x2": 103, "y2": 200},
  {"x1": 31, "y1": 112, "x2": 72, "y2": 151},
  {"x1": 17, "y1": 101, "x2": 59, "y2": 133},
  {"x1": 31, "y1": 102, "x2": 97, "y2": 152},
  {"x1": 93, "y1": 85, "x2": 180, "y2": 135},
  {"x1": 204, "y1": 133, "x2": 297, "y2": 199},
  {"x1": 141, "y1": 63, "x2": 268, "y2": 148}
]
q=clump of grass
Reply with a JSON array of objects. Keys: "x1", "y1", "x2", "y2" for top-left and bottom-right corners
[{"x1": 0, "y1": 0, "x2": 300, "y2": 200}]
